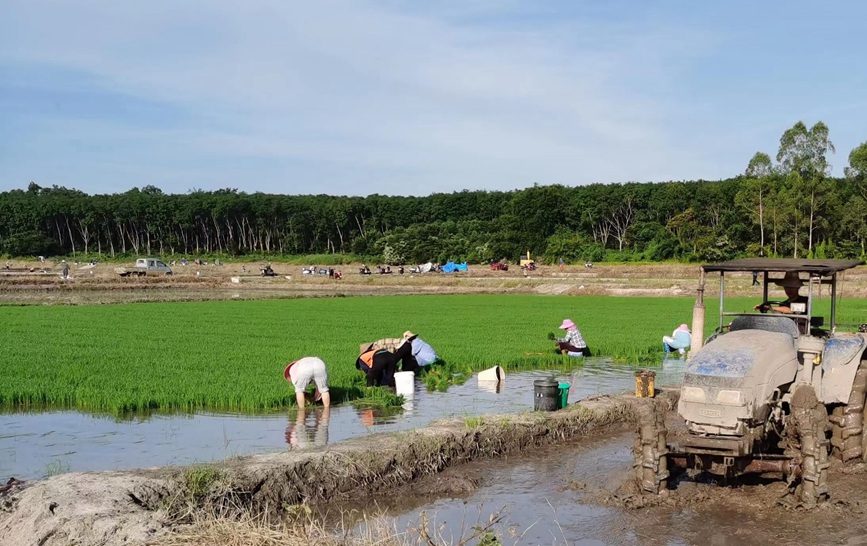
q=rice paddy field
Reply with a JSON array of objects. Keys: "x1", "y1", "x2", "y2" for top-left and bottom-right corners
[{"x1": 2, "y1": 294, "x2": 865, "y2": 415}]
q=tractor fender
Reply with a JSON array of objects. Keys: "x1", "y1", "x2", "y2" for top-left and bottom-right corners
[{"x1": 821, "y1": 333, "x2": 867, "y2": 404}]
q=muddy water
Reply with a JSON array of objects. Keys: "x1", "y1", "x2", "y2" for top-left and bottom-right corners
[
  {"x1": 0, "y1": 358, "x2": 685, "y2": 481},
  {"x1": 373, "y1": 431, "x2": 637, "y2": 545},
  {"x1": 381, "y1": 432, "x2": 867, "y2": 546}
]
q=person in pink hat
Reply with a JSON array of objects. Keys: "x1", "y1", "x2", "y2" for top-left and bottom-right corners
[
  {"x1": 663, "y1": 324, "x2": 691, "y2": 356},
  {"x1": 556, "y1": 318, "x2": 591, "y2": 357}
]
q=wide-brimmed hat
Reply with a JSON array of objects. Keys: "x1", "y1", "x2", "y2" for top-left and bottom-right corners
[
  {"x1": 676, "y1": 324, "x2": 690, "y2": 333},
  {"x1": 774, "y1": 271, "x2": 803, "y2": 288},
  {"x1": 559, "y1": 319, "x2": 576, "y2": 330},
  {"x1": 283, "y1": 361, "x2": 297, "y2": 381},
  {"x1": 359, "y1": 342, "x2": 373, "y2": 354},
  {"x1": 403, "y1": 330, "x2": 418, "y2": 340}
]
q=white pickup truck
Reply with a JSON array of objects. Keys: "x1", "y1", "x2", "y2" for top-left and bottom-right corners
[{"x1": 115, "y1": 258, "x2": 173, "y2": 277}]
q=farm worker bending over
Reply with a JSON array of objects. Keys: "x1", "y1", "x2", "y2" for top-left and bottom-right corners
[
  {"x1": 371, "y1": 337, "x2": 405, "y2": 352},
  {"x1": 356, "y1": 341, "x2": 412, "y2": 387},
  {"x1": 400, "y1": 331, "x2": 440, "y2": 372},
  {"x1": 663, "y1": 324, "x2": 691, "y2": 355},
  {"x1": 284, "y1": 357, "x2": 331, "y2": 408},
  {"x1": 556, "y1": 319, "x2": 591, "y2": 357}
]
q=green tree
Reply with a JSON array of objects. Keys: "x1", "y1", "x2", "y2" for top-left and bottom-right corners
[
  {"x1": 776, "y1": 121, "x2": 835, "y2": 254},
  {"x1": 845, "y1": 141, "x2": 867, "y2": 200},
  {"x1": 736, "y1": 152, "x2": 774, "y2": 252}
]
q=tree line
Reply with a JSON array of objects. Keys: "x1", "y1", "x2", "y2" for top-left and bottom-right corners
[{"x1": 1, "y1": 122, "x2": 865, "y2": 264}]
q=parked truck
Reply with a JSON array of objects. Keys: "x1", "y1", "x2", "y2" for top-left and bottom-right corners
[{"x1": 115, "y1": 258, "x2": 173, "y2": 277}]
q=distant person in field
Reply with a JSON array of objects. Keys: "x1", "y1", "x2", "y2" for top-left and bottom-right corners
[
  {"x1": 663, "y1": 324, "x2": 691, "y2": 356},
  {"x1": 356, "y1": 340, "x2": 412, "y2": 387},
  {"x1": 399, "y1": 331, "x2": 441, "y2": 372},
  {"x1": 556, "y1": 318, "x2": 591, "y2": 357},
  {"x1": 60, "y1": 260, "x2": 69, "y2": 279},
  {"x1": 284, "y1": 357, "x2": 331, "y2": 407}
]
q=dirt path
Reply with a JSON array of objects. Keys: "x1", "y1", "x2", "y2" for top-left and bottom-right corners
[{"x1": 2, "y1": 261, "x2": 866, "y2": 305}]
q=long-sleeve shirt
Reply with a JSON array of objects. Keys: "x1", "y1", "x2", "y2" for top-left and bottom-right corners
[
  {"x1": 558, "y1": 329, "x2": 586, "y2": 348},
  {"x1": 410, "y1": 338, "x2": 438, "y2": 366}
]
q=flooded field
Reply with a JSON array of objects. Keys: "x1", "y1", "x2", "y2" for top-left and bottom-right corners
[{"x1": 1, "y1": 358, "x2": 685, "y2": 481}]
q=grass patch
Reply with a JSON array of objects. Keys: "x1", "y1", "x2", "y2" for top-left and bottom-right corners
[
  {"x1": 1, "y1": 294, "x2": 863, "y2": 414},
  {"x1": 183, "y1": 466, "x2": 224, "y2": 500},
  {"x1": 465, "y1": 416, "x2": 485, "y2": 428}
]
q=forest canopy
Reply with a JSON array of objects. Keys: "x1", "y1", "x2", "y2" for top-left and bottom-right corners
[{"x1": 2, "y1": 124, "x2": 865, "y2": 264}]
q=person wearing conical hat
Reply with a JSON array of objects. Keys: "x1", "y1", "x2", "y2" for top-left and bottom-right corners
[
  {"x1": 754, "y1": 271, "x2": 808, "y2": 314},
  {"x1": 399, "y1": 331, "x2": 440, "y2": 372},
  {"x1": 356, "y1": 339, "x2": 413, "y2": 387},
  {"x1": 556, "y1": 319, "x2": 591, "y2": 357}
]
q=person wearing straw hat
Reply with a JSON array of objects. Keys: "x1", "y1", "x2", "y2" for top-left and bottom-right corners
[
  {"x1": 556, "y1": 319, "x2": 591, "y2": 357},
  {"x1": 754, "y1": 271, "x2": 809, "y2": 314},
  {"x1": 399, "y1": 331, "x2": 440, "y2": 372},
  {"x1": 356, "y1": 340, "x2": 412, "y2": 387},
  {"x1": 284, "y1": 357, "x2": 331, "y2": 408},
  {"x1": 663, "y1": 324, "x2": 691, "y2": 356}
]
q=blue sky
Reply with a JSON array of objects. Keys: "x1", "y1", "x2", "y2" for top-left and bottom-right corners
[{"x1": 1, "y1": 0, "x2": 865, "y2": 196}]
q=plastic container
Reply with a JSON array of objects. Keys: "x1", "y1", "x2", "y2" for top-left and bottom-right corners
[
  {"x1": 534, "y1": 378, "x2": 560, "y2": 411},
  {"x1": 634, "y1": 370, "x2": 656, "y2": 398},
  {"x1": 478, "y1": 366, "x2": 505, "y2": 382},
  {"x1": 558, "y1": 382, "x2": 571, "y2": 409},
  {"x1": 394, "y1": 371, "x2": 415, "y2": 397}
]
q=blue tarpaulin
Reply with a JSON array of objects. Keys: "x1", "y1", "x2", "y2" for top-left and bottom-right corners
[{"x1": 442, "y1": 261, "x2": 468, "y2": 273}]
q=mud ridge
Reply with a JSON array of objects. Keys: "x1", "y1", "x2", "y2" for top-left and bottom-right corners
[{"x1": 0, "y1": 391, "x2": 676, "y2": 546}]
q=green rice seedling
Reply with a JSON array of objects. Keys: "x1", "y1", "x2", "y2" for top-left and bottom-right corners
[
  {"x1": 350, "y1": 387, "x2": 404, "y2": 408},
  {"x1": 0, "y1": 294, "x2": 862, "y2": 414}
]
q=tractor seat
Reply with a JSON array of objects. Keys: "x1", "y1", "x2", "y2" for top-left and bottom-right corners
[{"x1": 729, "y1": 315, "x2": 800, "y2": 339}]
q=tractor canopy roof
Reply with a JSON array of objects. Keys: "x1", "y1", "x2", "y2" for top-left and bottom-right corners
[{"x1": 703, "y1": 258, "x2": 864, "y2": 276}]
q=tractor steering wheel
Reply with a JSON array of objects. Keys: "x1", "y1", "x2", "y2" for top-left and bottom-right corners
[{"x1": 757, "y1": 300, "x2": 785, "y2": 314}]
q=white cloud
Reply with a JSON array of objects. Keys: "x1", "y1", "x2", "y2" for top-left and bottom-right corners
[{"x1": 0, "y1": 0, "x2": 723, "y2": 194}]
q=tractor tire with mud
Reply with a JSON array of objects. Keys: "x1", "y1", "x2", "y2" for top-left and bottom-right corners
[
  {"x1": 829, "y1": 359, "x2": 867, "y2": 463},
  {"x1": 787, "y1": 384, "x2": 830, "y2": 507},
  {"x1": 634, "y1": 398, "x2": 669, "y2": 494}
]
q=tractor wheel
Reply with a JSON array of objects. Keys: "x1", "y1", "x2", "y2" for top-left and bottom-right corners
[
  {"x1": 789, "y1": 384, "x2": 830, "y2": 507},
  {"x1": 830, "y1": 360, "x2": 867, "y2": 462},
  {"x1": 634, "y1": 398, "x2": 669, "y2": 494}
]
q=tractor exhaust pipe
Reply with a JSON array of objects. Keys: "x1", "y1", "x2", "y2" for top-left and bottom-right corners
[{"x1": 690, "y1": 267, "x2": 706, "y2": 356}]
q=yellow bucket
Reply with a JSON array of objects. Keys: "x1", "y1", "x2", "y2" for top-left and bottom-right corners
[{"x1": 634, "y1": 370, "x2": 656, "y2": 398}]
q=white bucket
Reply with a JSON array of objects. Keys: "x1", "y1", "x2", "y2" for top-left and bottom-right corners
[
  {"x1": 477, "y1": 366, "x2": 505, "y2": 382},
  {"x1": 394, "y1": 371, "x2": 415, "y2": 397}
]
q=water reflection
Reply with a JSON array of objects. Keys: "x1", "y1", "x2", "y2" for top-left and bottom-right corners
[
  {"x1": 0, "y1": 358, "x2": 684, "y2": 480},
  {"x1": 285, "y1": 407, "x2": 330, "y2": 450},
  {"x1": 477, "y1": 380, "x2": 504, "y2": 394}
]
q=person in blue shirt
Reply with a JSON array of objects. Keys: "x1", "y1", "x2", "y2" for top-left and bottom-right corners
[
  {"x1": 663, "y1": 324, "x2": 692, "y2": 356},
  {"x1": 399, "y1": 331, "x2": 441, "y2": 372}
]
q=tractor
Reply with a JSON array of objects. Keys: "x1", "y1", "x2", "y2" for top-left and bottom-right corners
[{"x1": 637, "y1": 258, "x2": 867, "y2": 506}]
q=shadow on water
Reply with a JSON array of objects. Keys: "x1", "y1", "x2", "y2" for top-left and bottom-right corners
[{"x1": 0, "y1": 357, "x2": 686, "y2": 480}]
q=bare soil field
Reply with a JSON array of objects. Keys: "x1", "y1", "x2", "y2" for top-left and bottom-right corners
[{"x1": 3, "y1": 260, "x2": 866, "y2": 305}]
